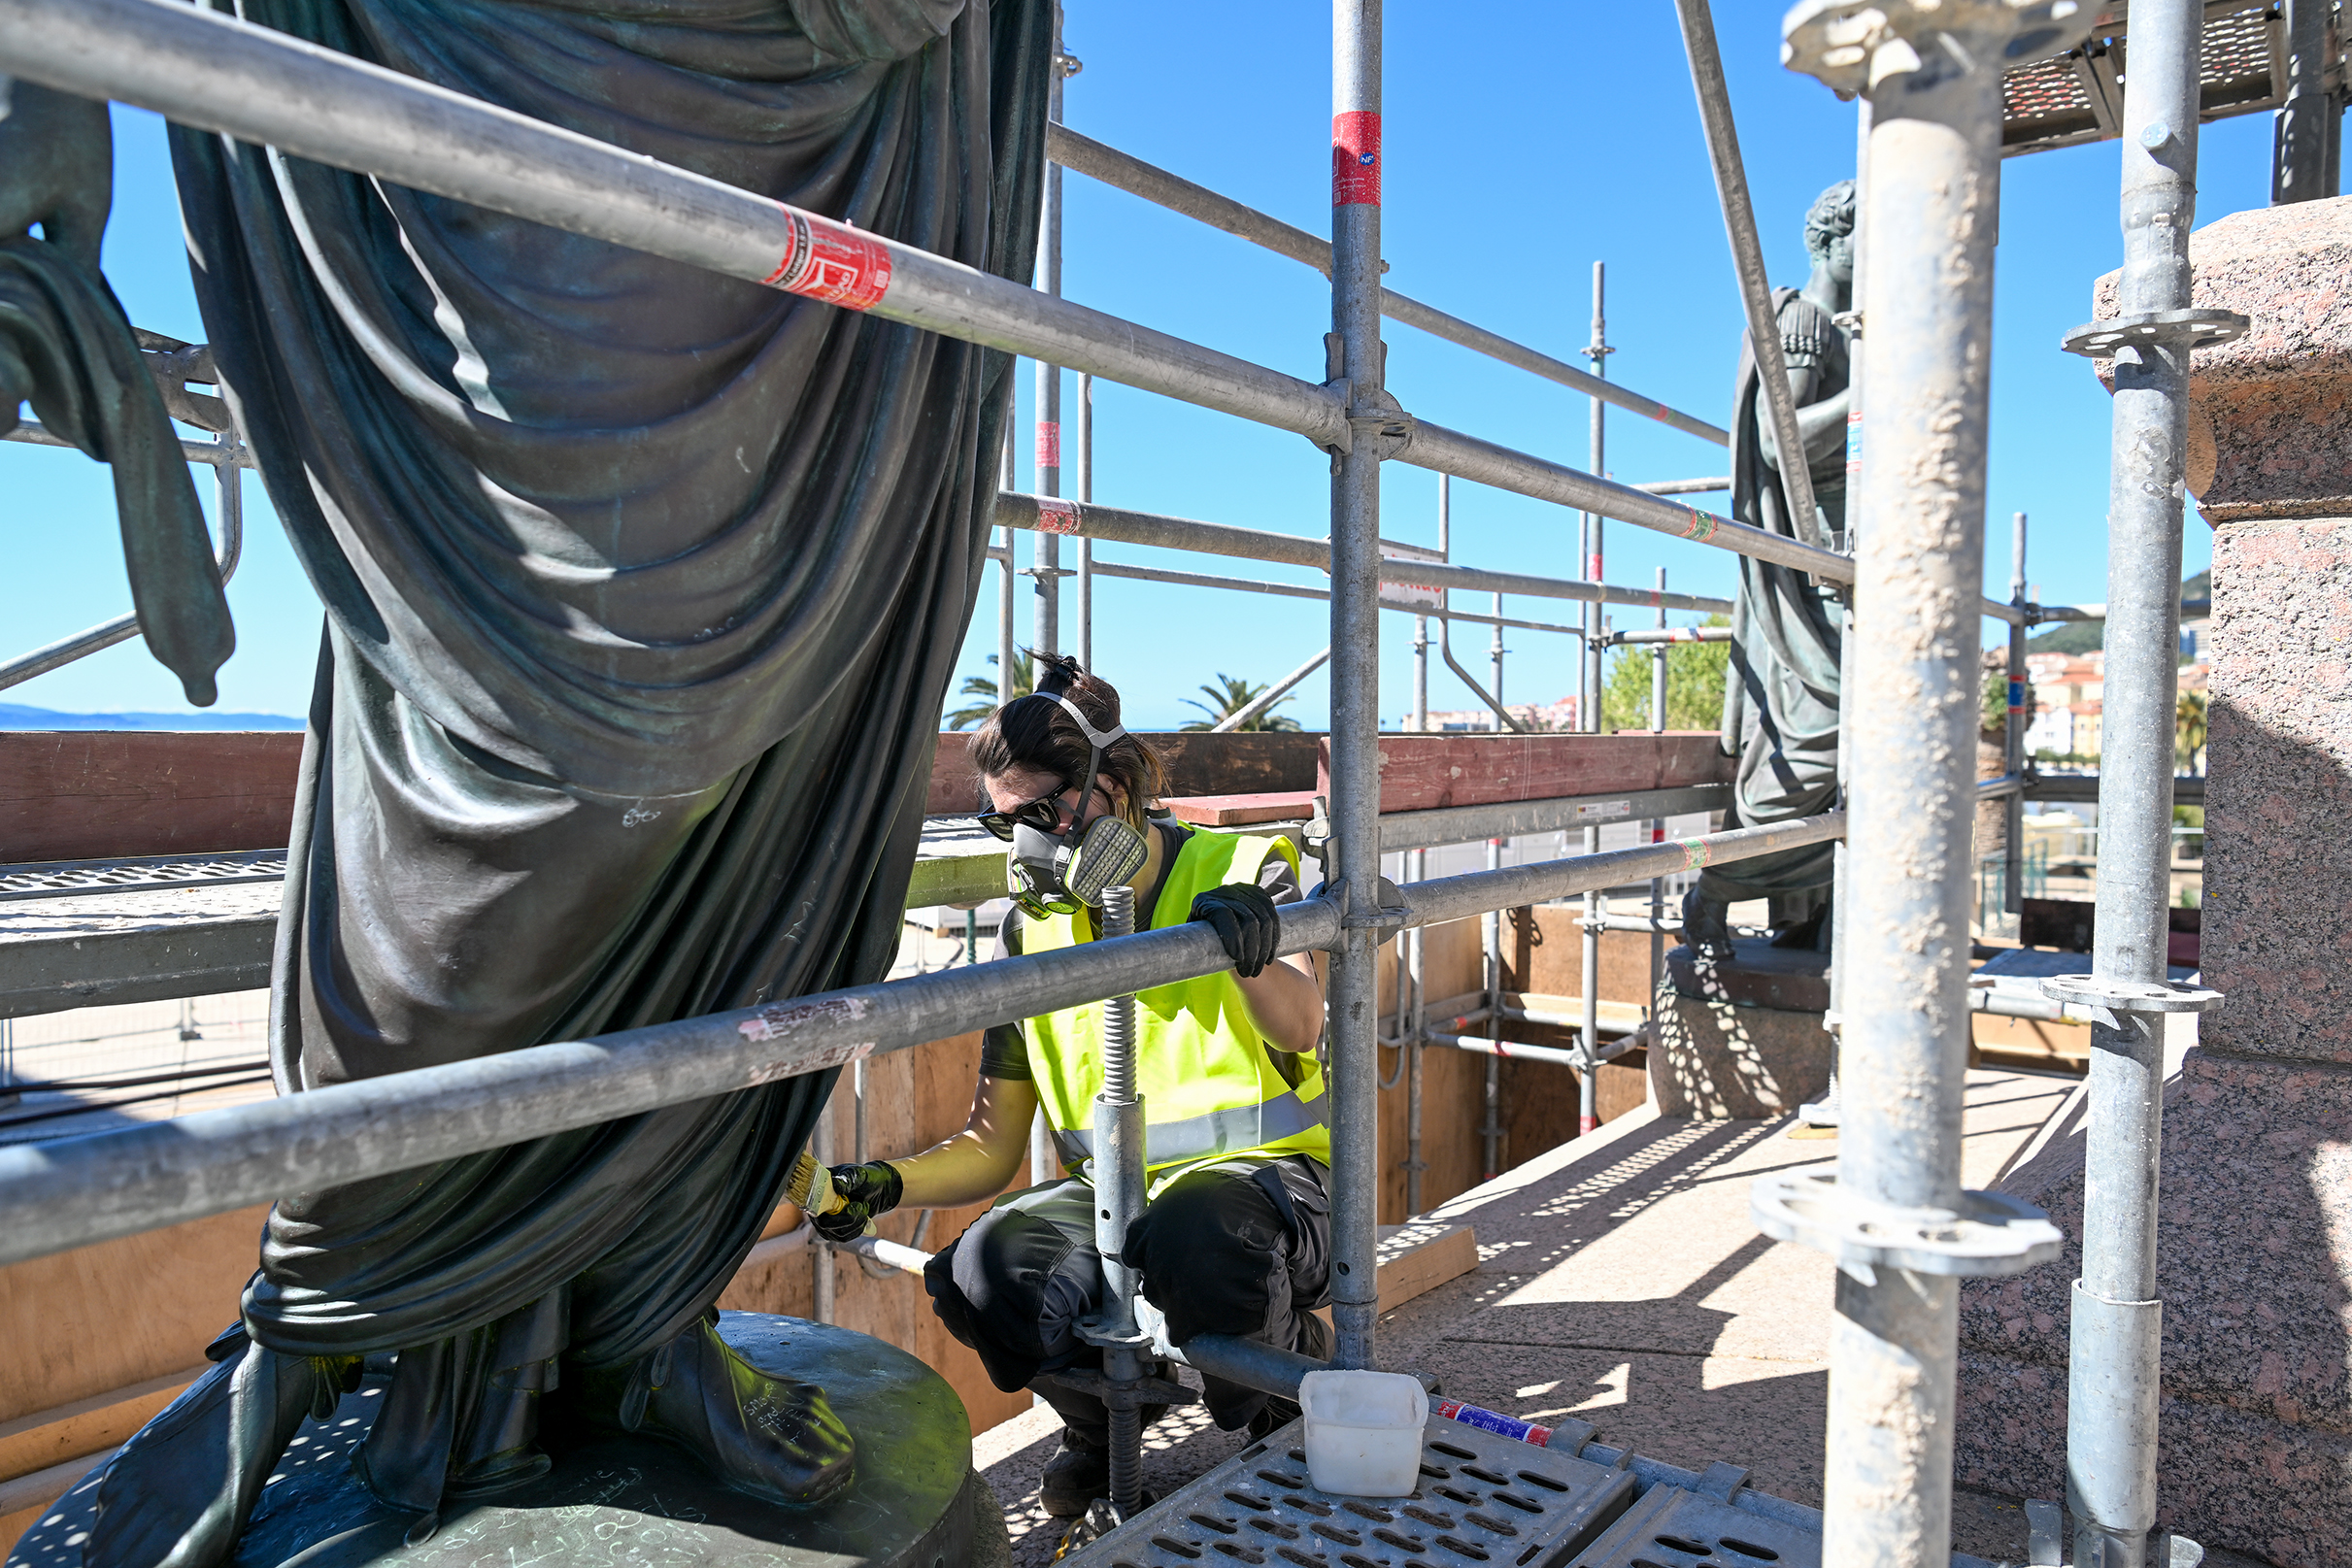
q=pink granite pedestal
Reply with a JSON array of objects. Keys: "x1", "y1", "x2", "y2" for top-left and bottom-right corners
[{"x1": 1954, "y1": 200, "x2": 2352, "y2": 1568}]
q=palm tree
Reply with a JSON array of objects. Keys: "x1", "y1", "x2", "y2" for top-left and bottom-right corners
[
  {"x1": 946, "y1": 651, "x2": 1033, "y2": 730},
  {"x1": 1180, "y1": 674, "x2": 1301, "y2": 733},
  {"x1": 2176, "y1": 689, "x2": 2208, "y2": 774}
]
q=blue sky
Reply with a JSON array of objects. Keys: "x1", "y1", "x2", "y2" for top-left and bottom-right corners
[{"x1": 6, "y1": 3, "x2": 2263, "y2": 729}]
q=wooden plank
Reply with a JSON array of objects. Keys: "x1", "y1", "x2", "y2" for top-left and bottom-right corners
[
  {"x1": 0, "y1": 732, "x2": 304, "y2": 863},
  {"x1": 0, "y1": 1205, "x2": 264, "y2": 1423},
  {"x1": 1317, "y1": 732, "x2": 1730, "y2": 815},
  {"x1": 0, "y1": 1366, "x2": 200, "y2": 1485},
  {"x1": 935, "y1": 730, "x2": 1321, "y2": 820},
  {"x1": 1162, "y1": 790, "x2": 1317, "y2": 827},
  {"x1": 1372, "y1": 1222, "x2": 1479, "y2": 1314}
]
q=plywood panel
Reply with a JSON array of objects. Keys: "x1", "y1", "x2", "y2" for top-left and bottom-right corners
[
  {"x1": 0, "y1": 1205, "x2": 262, "y2": 1423},
  {"x1": 0, "y1": 733, "x2": 304, "y2": 862}
]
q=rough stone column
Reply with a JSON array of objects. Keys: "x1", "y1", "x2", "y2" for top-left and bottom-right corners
[{"x1": 1954, "y1": 198, "x2": 2352, "y2": 1568}]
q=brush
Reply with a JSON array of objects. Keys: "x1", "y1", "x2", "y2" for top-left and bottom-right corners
[{"x1": 785, "y1": 1149, "x2": 846, "y2": 1217}]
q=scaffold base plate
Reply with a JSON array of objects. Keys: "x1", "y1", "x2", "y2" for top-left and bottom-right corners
[{"x1": 1060, "y1": 1416, "x2": 1638, "y2": 1567}]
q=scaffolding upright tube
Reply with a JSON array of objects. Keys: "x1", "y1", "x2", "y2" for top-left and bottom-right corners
[
  {"x1": 1077, "y1": 372, "x2": 1094, "y2": 670},
  {"x1": 1673, "y1": 0, "x2": 1820, "y2": 545},
  {"x1": 1781, "y1": 6, "x2": 2029, "y2": 1564},
  {"x1": 2068, "y1": 1, "x2": 2217, "y2": 1558},
  {"x1": 1649, "y1": 567, "x2": 1668, "y2": 1006},
  {"x1": 1325, "y1": 0, "x2": 1387, "y2": 1374},
  {"x1": 1578, "y1": 263, "x2": 1607, "y2": 1138},
  {"x1": 1031, "y1": 8, "x2": 1064, "y2": 657},
  {"x1": 2006, "y1": 513, "x2": 2027, "y2": 920}
]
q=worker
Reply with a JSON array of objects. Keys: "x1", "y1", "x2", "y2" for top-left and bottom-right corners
[{"x1": 813, "y1": 652, "x2": 1332, "y2": 1517}]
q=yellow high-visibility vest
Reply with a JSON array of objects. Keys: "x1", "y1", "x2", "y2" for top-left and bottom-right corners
[{"x1": 1022, "y1": 829, "x2": 1328, "y2": 1175}]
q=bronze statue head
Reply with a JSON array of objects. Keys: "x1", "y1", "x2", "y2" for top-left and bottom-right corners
[{"x1": 1803, "y1": 179, "x2": 1857, "y2": 284}]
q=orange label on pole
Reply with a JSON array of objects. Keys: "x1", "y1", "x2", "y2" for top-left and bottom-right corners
[
  {"x1": 1036, "y1": 421, "x2": 1060, "y2": 469},
  {"x1": 761, "y1": 209, "x2": 892, "y2": 311},
  {"x1": 1332, "y1": 111, "x2": 1382, "y2": 206}
]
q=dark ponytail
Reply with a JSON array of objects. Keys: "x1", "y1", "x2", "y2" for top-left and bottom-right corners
[{"x1": 971, "y1": 651, "x2": 1168, "y2": 830}]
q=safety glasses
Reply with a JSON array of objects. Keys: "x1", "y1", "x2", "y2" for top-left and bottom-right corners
[{"x1": 975, "y1": 783, "x2": 1073, "y2": 842}]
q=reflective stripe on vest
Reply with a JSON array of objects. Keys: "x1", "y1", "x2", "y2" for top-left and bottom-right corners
[
  {"x1": 1022, "y1": 827, "x2": 1328, "y2": 1174},
  {"x1": 1049, "y1": 1084, "x2": 1330, "y2": 1169}
]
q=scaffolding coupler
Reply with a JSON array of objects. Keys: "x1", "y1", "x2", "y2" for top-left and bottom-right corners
[
  {"x1": 1749, "y1": 1169, "x2": 2065, "y2": 1288},
  {"x1": 2059, "y1": 308, "x2": 2250, "y2": 360}
]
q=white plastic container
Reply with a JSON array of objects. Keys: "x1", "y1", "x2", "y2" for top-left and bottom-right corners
[{"x1": 1298, "y1": 1369, "x2": 1428, "y2": 1497}]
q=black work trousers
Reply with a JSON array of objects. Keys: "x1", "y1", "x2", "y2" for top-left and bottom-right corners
[{"x1": 924, "y1": 1154, "x2": 1332, "y2": 1436}]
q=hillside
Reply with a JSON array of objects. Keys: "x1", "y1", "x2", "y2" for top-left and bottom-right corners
[
  {"x1": 2025, "y1": 568, "x2": 2208, "y2": 657},
  {"x1": 0, "y1": 702, "x2": 305, "y2": 731}
]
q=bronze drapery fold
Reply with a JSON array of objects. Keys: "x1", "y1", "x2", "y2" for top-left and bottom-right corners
[{"x1": 141, "y1": 0, "x2": 1045, "y2": 1518}]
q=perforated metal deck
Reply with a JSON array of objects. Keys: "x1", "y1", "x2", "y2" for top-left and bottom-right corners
[
  {"x1": 1562, "y1": 1483, "x2": 1819, "y2": 1568},
  {"x1": 0, "y1": 849, "x2": 287, "y2": 902},
  {"x1": 1064, "y1": 1417, "x2": 1640, "y2": 1568}
]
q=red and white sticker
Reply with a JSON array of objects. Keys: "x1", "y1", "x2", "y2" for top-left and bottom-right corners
[
  {"x1": 1331, "y1": 111, "x2": 1381, "y2": 206},
  {"x1": 1034, "y1": 496, "x2": 1082, "y2": 534},
  {"x1": 762, "y1": 208, "x2": 892, "y2": 311},
  {"x1": 1036, "y1": 421, "x2": 1061, "y2": 469}
]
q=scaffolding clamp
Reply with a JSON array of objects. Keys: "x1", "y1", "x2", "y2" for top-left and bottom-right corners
[
  {"x1": 2035, "y1": 974, "x2": 2222, "y2": 1031},
  {"x1": 1750, "y1": 1169, "x2": 2064, "y2": 1286},
  {"x1": 2060, "y1": 308, "x2": 2249, "y2": 359},
  {"x1": 1316, "y1": 379, "x2": 1417, "y2": 465}
]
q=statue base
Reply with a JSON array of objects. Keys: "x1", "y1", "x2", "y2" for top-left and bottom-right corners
[
  {"x1": 1647, "y1": 939, "x2": 1832, "y2": 1119},
  {"x1": 14, "y1": 1314, "x2": 1007, "y2": 1568}
]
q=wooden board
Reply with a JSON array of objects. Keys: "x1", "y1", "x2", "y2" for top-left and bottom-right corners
[
  {"x1": 0, "y1": 732, "x2": 304, "y2": 862},
  {"x1": 5, "y1": 730, "x2": 1321, "y2": 865},
  {"x1": 1163, "y1": 790, "x2": 1317, "y2": 827},
  {"x1": 1317, "y1": 732, "x2": 1730, "y2": 815}
]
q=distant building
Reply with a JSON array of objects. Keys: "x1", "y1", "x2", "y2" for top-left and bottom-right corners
[
  {"x1": 1404, "y1": 694, "x2": 1579, "y2": 732},
  {"x1": 2026, "y1": 651, "x2": 2108, "y2": 758}
]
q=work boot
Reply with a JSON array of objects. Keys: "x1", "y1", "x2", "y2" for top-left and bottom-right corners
[
  {"x1": 594, "y1": 1314, "x2": 856, "y2": 1506},
  {"x1": 1038, "y1": 1429, "x2": 1109, "y2": 1518}
]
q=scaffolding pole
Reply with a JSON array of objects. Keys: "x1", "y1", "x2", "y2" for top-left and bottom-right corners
[
  {"x1": 1674, "y1": 0, "x2": 1821, "y2": 546},
  {"x1": 1077, "y1": 373, "x2": 1094, "y2": 670},
  {"x1": 991, "y1": 490, "x2": 1734, "y2": 615},
  {"x1": 1326, "y1": 0, "x2": 1387, "y2": 1374},
  {"x1": 2061, "y1": 0, "x2": 2236, "y2": 1559},
  {"x1": 2006, "y1": 513, "x2": 2028, "y2": 921},
  {"x1": 1774, "y1": 7, "x2": 2079, "y2": 1565},
  {"x1": 1031, "y1": 7, "x2": 1066, "y2": 657},
  {"x1": 1578, "y1": 263, "x2": 1606, "y2": 1138}
]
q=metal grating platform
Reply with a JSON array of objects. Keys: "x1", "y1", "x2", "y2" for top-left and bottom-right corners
[
  {"x1": 1065, "y1": 1417, "x2": 1640, "y2": 1568},
  {"x1": 0, "y1": 850, "x2": 288, "y2": 902},
  {"x1": 2000, "y1": 1, "x2": 2341, "y2": 158},
  {"x1": 1562, "y1": 1484, "x2": 1819, "y2": 1568}
]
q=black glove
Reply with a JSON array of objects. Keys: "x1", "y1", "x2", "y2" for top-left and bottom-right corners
[
  {"x1": 813, "y1": 1160, "x2": 904, "y2": 1243},
  {"x1": 1191, "y1": 882, "x2": 1282, "y2": 978}
]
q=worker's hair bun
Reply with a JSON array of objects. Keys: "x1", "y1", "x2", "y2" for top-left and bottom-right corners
[{"x1": 971, "y1": 651, "x2": 1166, "y2": 830}]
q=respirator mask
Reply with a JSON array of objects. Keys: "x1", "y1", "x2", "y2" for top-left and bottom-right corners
[{"x1": 986, "y1": 687, "x2": 1149, "y2": 920}]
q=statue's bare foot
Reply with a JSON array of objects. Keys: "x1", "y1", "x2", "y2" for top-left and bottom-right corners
[
  {"x1": 87, "y1": 1337, "x2": 332, "y2": 1568},
  {"x1": 636, "y1": 1317, "x2": 855, "y2": 1505}
]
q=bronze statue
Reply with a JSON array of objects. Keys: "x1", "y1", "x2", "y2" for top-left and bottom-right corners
[
  {"x1": 2, "y1": 0, "x2": 1049, "y2": 1558},
  {"x1": 1683, "y1": 180, "x2": 1852, "y2": 955}
]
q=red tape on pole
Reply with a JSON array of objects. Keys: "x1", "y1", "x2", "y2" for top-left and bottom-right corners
[
  {"x1": 761, "y1": 209, "x2": 891, "y2": 310},
  {"x1": 1332, "y1": 112, "x2": 1382, "y2": 206}
]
